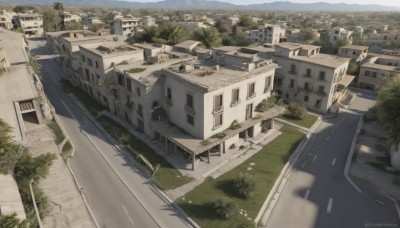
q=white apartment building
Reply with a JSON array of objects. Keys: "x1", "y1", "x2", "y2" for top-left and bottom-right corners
[
  {"x1": 15, "y1": 13, "x2": 43, "y2": 36},
  {"x1": 338, "y1": 45, "x2": 369, "y2": 62},
  {"x1": 358, "y1": 55, "x2": 400, "y2": 91},
  {"x1": 330, "y1": 27, "x2": 353, "y2": 45},
  {"x1": 0, "y1": 9, "x2": 14, "y2": 29},
  {"x1": 366, "y1": 33, "x2": 400, "y2": 48},
  {"x1": 114, "y1": 17, "x2": 140, "y2": 39},
  {"x1": 272, "y1": 42, "x2": 354, "y2": 113},
  {"x1": 254, "y1": 24, "x2": 285, "y2": 46},
  {"x1": 62, "y1": 12, "x2": 81, "y2": 25},
  {"x1": 244, "y1": 30, "x2": 262, "y2": 43}
]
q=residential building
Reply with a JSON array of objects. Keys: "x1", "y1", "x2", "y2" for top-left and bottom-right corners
[
  {"x1": 140, "y1": 16, "x2": 156, "y2": 26},
  {"x1": 106, "y1": 11, "x2": 123, "y2": 21},
  {"x1": 272, "y1": 42, "x2": 354, "y2": 113},
  {"x1": 244, "y1": 30, "x2": 262, "y2": 43},
  {"x1": 62, "y1": 11, "x2": 81, "y2": 26},
  {"x1": 330, "y1": 27, "x2": 353, "y2": 45},
  {"x1": 179, "y1": 22, "x2": 209, "y2": 31},
  {"x1": 338, "y1": 45, "x2": 369, "y2": 62},
  {"x1": 381, "y1": 49, "x2": 400, "y2": 56},
  {"x1": 366, "y1": 33, "x2": 400, "y2": 48},
  {"x1": 358, "y1": 55, "x2": 400, "y2": 91},
  {"x1": 0, "y1": 9, "x2": 14, "y2": 29},
  {"x1": 15, "y1": 13, "x2": 44, "y2": 36},
  {"x1": 113, "y1": 17, "x2": 140, "y2": 39},
  {"x1": 257, "y1": 24, "x2": 286, "y2": 46},
  {"x1": 182, "y1": 14, "x2": 193, "y2": 21},
  {"x1": 83, "y1": 17, "x2": 103, "y2": 30},
  {"x1": 226, "y1": 15, "x2": 240, "y2": 27},
  {"x1": 353, "y1": 26, "x2": 364, "y2": 37},
  {"x1": 172, "y1": 40, "x2": 201, "y2": 54}
]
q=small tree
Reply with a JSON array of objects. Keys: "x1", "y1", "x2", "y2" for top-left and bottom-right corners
[
  {"x1": 209, "y1": 198, "x2": 237, "y2": 219},
  {"x1": 0, "y1": 213, "x2": 28, "y2": 228},
  {"x1": 288, "y1": 102, "x2": 306, "y2": 119},
  {"x1": 233, "y1": 173, "x2": 256, "y2": 199}
]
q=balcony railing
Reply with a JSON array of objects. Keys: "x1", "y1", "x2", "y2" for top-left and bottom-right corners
[
  {"x1": 264, "y1": 86, "x2": 273, "y2": 93},
  {"x1": 298, "y1": 86, "x2": 313, "y2": 93},
  {"x1": 247, "y1": 92, "x2": 256, "y2": 100},
  {"x1": 184, "y1": 105, "x2": 195, "y2": 115},
  {"x1": 213, "y1": 105, "x2": 224, "y2": 114},
  {"x1": 304, "y1": 74, "x2": 312, "y2": 78},
  {"x1": 230, "y1": 98, "x2": 241, "y2": 107}
]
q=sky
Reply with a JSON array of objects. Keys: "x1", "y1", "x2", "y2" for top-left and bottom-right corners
[{"x1": 131, "y1": 0, "x2": 400, "y2": 7}]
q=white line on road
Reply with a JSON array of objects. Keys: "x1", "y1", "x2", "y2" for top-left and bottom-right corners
[
  {"x1": 304, "y1": 189, "x2": 310, "y2": 200},
  {"x1": 301, "y1": 162, "x2": 306, "y2": 169},
  {"x1": 61, "y1": 99, "x2": 77, "y2": 119},
  {"x1": 332, "y1": 158, "x2": 336, "y2": 166},
  {"x1": 327, "y1": 198, "x2": 333, "y2": 214},
  {"x1": 122, "y1": 205, "x2": 135, "y2": 227},
  {"x1": 326, "y1": 136, "x2": 330, "y2": 141},
  {"x1": 313, "y1": 154, "x2": 318, "y2": 162}
]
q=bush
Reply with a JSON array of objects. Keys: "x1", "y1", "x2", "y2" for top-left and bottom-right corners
[
  {"x1": 209, "y1": 198, "x2": 237, "y2": 219},
  {"x1": 211, "y1": 132, "x2": 226, "y2": 139},
  {"x1": 255, "y1": 95, "x2": 279, "y2": 112},
  {"x1": 239, "y1": 145, "x2": 245, "y2": 150},
  {"x1": 288, "y1": 102, "x2": 306, "y2": 119},
  {"x1": 229, "y1": 120, "x2": 241, "y2": 130},
  {"x1": 232, "y1": 173, "x2": 256, "y2": 199}
]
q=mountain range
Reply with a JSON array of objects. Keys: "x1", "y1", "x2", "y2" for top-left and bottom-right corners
[{"x1": 0, "y1": 0, "x2": 399, "y2": 11}]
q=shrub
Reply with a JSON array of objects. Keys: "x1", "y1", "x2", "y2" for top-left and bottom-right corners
[
  {"x1": 211, "y1": 132, "x2": 226, "y2": 139},
  {"x1": 288, "y1": 102, "x2": 306, "y2": 119},
  {"x1": 233, "y1": 173, "x2": 256, "y2": 199},
  {"x1": 209, "y1": 198, "x2": 237, "y2": 219},
  {"x1": 229, "y1": 120, "x2": 241, "y2": 130},
  {"x1": 239, "y1": 145, "x2": 245, "y2": 150}
]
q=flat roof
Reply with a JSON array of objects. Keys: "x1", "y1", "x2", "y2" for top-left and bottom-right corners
[
  {"x1": 164, "y1": 59, "x2": 278, "y2": 92},
  {"x1": 173, "y1": 40, "x2": 201, "y2": 50},
  {"x1": 290, "y1": 53, "x2": 350, "y2": 68},
  {"x1": 0, "y1": 28, "x2": 38, "y2": 142},
  {"x1": 213, "y1": 46, "x2": 240, "y2": 52},
  {"x1": 339, "y1": 45, "x2": 369, "y2": 51},
  {"x1": 362, "y1": 62, "x2": 400, "y2": 72},
  {"x1": 275, "y1": 42, "x2": 304, "y2": 50},
  {"x1": 80, "y1": 42, "x2": 141, "y2": 57}
]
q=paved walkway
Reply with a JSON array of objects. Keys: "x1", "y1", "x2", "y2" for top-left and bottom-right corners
[{"x1": 26, "y1": 123, "x2": 94, "y2": 228}]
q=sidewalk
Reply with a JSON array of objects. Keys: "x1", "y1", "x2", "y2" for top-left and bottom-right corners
[{"x1": 26, "y1": 124, "x2": 94, "y2": 228}]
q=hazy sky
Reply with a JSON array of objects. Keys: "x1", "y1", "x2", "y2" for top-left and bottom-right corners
[{"x1": 131, "y1": 0, "x2": 400, "y2": 7}]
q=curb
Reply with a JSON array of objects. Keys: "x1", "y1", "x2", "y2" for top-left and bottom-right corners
[
  {"x1": 344, "y1": 115, "x2": 363, "y2": 193},
  {"x1": 255, "y1": 118, "x2": 322, "y2": 227}
]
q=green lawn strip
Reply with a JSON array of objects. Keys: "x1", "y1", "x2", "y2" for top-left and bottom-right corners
[
  {"x1": 278, "y1": 111, "x2": 318, "y2": 129},
  {"x1": 176, "y1": 125, "x2": 305, "y2": 228},
  {"x1": 60, "y1": 79, "x2": 105, "y2": 116},
  {"x1": 98, "y1": 116, "x2": 192, "y2": 190},
  {"x1": 47, "y1": 121, "x2": 65, "y2": 145}
]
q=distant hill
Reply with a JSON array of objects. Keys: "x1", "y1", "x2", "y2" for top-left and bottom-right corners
[{"x1": 0, "y1": 0, "x2": 399, "y2": 11}]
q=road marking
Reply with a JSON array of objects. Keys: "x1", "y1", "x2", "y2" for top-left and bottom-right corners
[
  {"x1": 376, "y1": 200, "x2": 385, "y2": 205},
  {"x1": 122, "y1": 205, "x2": 135, "y2": 226},
  {"x1": 327, "y1": 198, "x2": 333, "y2": 214},
  {"x1": 301, "y1": 162, "x2": 306, "y2": 169},
  {"x1": 326, "y1": 136, "x2": 330, "y2": 141},
  {"x1": 313, "y1": 154, "x2": 318, "y2": 162},
  {"x1": 331, "y1": 158, "x2": 336, "y2": 166},
  {"x1": 304, "y1": 189, "x2": 310, "y2": 200},
  {"x1": 61, "y1": 99, "x2": 76, "y2": 119}
]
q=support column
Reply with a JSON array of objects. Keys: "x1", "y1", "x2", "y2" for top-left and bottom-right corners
[
  {"x1": 192, "y1": 153, "x2": 195, "y2": 170},
  {"x1": 207, "y1": 149, "x2": 210, "y2": 163},
  {"x1": 271, "y1": 118, "x2": 275, "y2": 129},
  {"x1": 219, "y1": 143, "x2": 223, "y2": 157}
]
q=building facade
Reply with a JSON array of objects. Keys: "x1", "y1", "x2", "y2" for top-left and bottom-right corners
[
  {"x1": 113, "y1": 17, "x2": 140, "y2": 39},
  {"x1": 330, "y1": 27, "x2": 353, "y2": 45},
  {"x1": 15, "y1": 13, "x2": 44, "y2": 36},
  {"x1": 338, "y1": 45, "x2": 369, "y2": 62}
]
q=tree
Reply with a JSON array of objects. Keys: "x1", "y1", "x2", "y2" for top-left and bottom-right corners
[
  {"x1": 347, "y1": 59, "x2": 359, "y2": 76},
  {"x1": 14, "y1": 152, "x2": 56, "y2": 184},
  {"x1": 132, "y1": 26, "x2": 160, "y2": 43},
  {"x1": 13, "y1": 5, "x2": 37, "y2": 13},
  {"x1": 233, "y1": 173, "x2": 256, "y2": 199},
  {"x1": 192, "y1": 27, "x2": 222, "y2": 49},
  {"x1": 215, "y1": 19, "x2": 231, "y2": 34},
  {"x1": 0, "y1": 213, "x2": 28, "y2": 228},
  {"x1": 64, "y1": 21, "x2": 83, "y2": 31},
  {"x1": 298, "y1": 28, "x2": 318, "y2": 41},
  {"x1": 0, "y1": 118, "x2": 20, "y2": 174},
  {"x1": 53, "y1": 1, "x2": 64, "y2": 13},
  {"x1": 237, "y1": 16, "x2": 257, "y2": 30},
  {"x1": 42, "y1": 7, "x2": 61, "y2": 32},
  {"x1": 288, "y1": 101, "x2": 306, "y2": 119},
  {"x1": 159, "y1": 22, "x2": 188, "y2": 45},
  {"x1": 376, "y1": 74, "x2": 400, "y2": 142}
]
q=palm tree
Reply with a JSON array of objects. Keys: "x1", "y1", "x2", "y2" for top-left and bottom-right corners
[
  {"x1": 53, "y1": 1, "x2": 64, "y2": 13},
  {"x1": 0, "y1": 118, "x2": 20, "y2": 174},
  {"x1": 192, "y1": 27, "x2": 222, "y2": 49},
  {"x1": 159, "y1": 22, "x2": 188, "y2": 45},
  {"x1": 132, "y1": 26, "x2": 159, "y2": 44}
]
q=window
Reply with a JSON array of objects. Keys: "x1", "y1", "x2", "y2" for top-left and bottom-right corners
[
  {"x1": 81, "y1": 55, "x2": 85, "y2": 62},
  {"x1": 187, "y1": 114, "x2": 194, "y2": 126},
  {"x1": 167, "y1": 88, "x2": 172, "y2": 100},
  {"x1": 245, "y1": 104, "x2": 253, "y2": 120},
  {"x1": 118, "y1": 74, "x2": 124, "y2": 86},
  {"x1": 277, "y1": 78, "x2": 283, "y2": 86},
  {"x1": 319, "y1": 71, "x2": 326, "y2": 81},
  {"x1": 214, "y1": 113, "x2": 223, "y2": 128},
  {"x1": 290, "y1": 64, "x2": 297, "y2": 74},
  {"x1": 306, "y1": 68, "x2": 311, "y2": 77},
  {"x1": 87, "y1": 58, "x2": 93, "y2": 66},
  {"x1": 304, "y1": 95, "x2": 309, "y2": 102},
  {"x1": 214, "y1": 94, "x2": 223, "y2": 112},
  {"x1": 265, "y1": 77, "x2": 271, "y2": 92},
  {"x1": 289, "y1": 79, "x2": 294, "y2": 88},
  {"x1": 136, "y1": 87, "x2": 141, "y2": 97},
  {"x1": 248, "y1": 83, "x2": 255, "y2": 99},
  {"x1": 127, "y1": 78, "x2": 132, "y2": 92},
  {"x1": 95, "y1": 61, "x2": 99, "y2": 69},
  {"x1": 85, "y1": 68, "x2": 90, "y2": 81},
  {"x1": 186, "y1": 93, "x2": 193, "y2": 108},
  {"x1": 304, "y1": 82, "x2": 310, "y2": 90},
  {"x1": 231, "y1": 88, "x2": 240, "y2": 105},
  {"x1": 137, "y1": 104, "x2": 143, "y2": 117},
  {"x1": 318, "y1": 86, "x2": 325, "y2": 94}
]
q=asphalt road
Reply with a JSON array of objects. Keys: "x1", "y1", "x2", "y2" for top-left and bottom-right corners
[
  {"x1": 266, "y1": 89, "x2": 399, "y2": 228},
  {"x1": 29, "y1": 38, "x2": 192, "y2": 228}
]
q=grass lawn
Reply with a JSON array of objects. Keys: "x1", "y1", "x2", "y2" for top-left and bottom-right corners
[
  {"x1": 60, "y1": 79, "x2": 105, "y2": 116},
  {"x1": 278, "y1": 111, "x2": 318, "y2": 129},
  {"x1": 176, "y1": 125, "x2": 305, "y2": 227},
  {"x1": 47, "y1": 121, "x2": 65, "y2": 145},
  {"x1": 98, "y1": 116, "x2": 192, "y2": 190}
]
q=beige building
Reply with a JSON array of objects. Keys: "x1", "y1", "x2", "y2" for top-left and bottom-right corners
[
  {"x1": 272, "y1": 42, "x2": 354, "y2": 113},
  {"x1": 338, "y1": 45, "x2": 369, "y2": 62},
  {"x1": 330, "y1": 27, "x2": 353, "y2": 45},
  {"x1": 15, "y1": 13, "x2": 44, "y2": 36},
  {"x1": 62, "y1": 12, "x2": 82, "y2": 25},
  {"x1": 0, "y1": 9, "x2": 14, "y2": 29},
  {"x1": 113, "y1": 17, "x2": 140, "y2": 39},
  {"x1": 140, "y1": 16, "x2": 156, "y2": 26},
  {"x1": 248, "y1": 24, "x2": 285, "y2": 46},
  {"x1": 358, "y1": 55, "x2": 400, "y2": 91},
  {"x1": 83, "y1": 17, "x2": 103, "y2": 30}
]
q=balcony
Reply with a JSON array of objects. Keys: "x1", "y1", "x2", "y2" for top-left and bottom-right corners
[
  {"x1": 298, "y1": 86, "x2": 313, "y2": 93},
  {"x1": 264, "y1": 86, "x2": 273, "y2": 93},
  {"x1": 247, "y1": 92, "x2": 256, "y2": 100},
  {"x1": 288, "y1": 70, "x2": 297, "y2": 75},
  {"x1": 316, "y1": 90, "x2": 327, "y2": 97},
  {"x1": 184, "y1": 105, "x2": 195, "y2": 115},
  {"x1": 230, "y1": 98, "x2": 241, "y2": 107},
  {"x1": 213, "y1": 105, "x2": 224, "y2": 114},
  {"x1": 304, "y1": 74, "x2": 312, "y2": 78}
]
